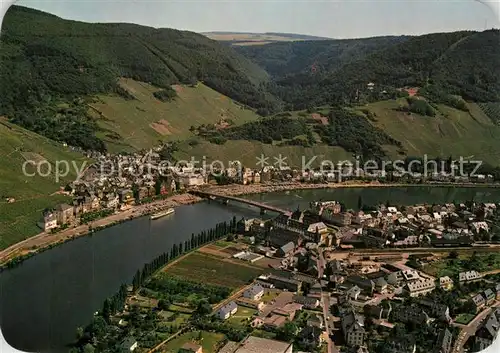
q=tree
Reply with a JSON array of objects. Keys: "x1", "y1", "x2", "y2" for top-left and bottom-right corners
[
  {"x1": 75, "y1": 326, "x2": 84, "y2": 341},
  {"x1": 227, "y1": 234, "x2": 234, "y2": 242},
  {"x1": 448, "y1": 250, "x2": 459, "y2": 259},
  {"x1": 196, "y1": 300, "x2": 212, "y2": 315},
  {"x1": 101, "y1": 298, "x2": 112, "y2": 323},
  {"x1": 83, "y1": 344, "x2": 95, "y2": 353},
  {"x1": 277, "y1": 321, "x2": 298, "y2": 342},
  {"x1": 158, "y1": 299, "x2": 170, "y2": 310}
]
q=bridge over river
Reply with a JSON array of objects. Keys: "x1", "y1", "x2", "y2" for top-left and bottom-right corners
[{"x1": 190, "y1": 190, "x2": 290, "y2": 215}]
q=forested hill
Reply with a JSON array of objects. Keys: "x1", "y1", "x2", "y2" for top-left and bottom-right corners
[
  {"x1": 0, "y1": 6, "x2": 280, "y2": 150},
  {"x1": 236, "y1": 30, "x2": 500, "y2": 110},
  {"x1": 235, "y1": 35, "x2": 409, "y2": 78}
]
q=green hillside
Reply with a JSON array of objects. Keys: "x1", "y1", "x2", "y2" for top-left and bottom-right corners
[
  {"x1": 175, "y1": 139, "x2": 352, "y2": 168},
  {"x1": 237, "y1": 30, "x2": 500, "y2": 110},
  {"x1": 90, "y1": 79, "x2": 262, "y2": 152},
  {"x1": 235, "y1": 35, "x2": 407, "y2": 77},
  {"x1": 357, "y1": 100, "x2": 500, "y2": 165},
  {"x1": 0, "y1": 5, "x2": 279, "y2": 152},
  {"x1": 0, "y1": 120, "x2": 86, "y2": 248}
]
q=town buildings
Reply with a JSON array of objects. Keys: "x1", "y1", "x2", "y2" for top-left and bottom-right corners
[
  {"x1": 243, "y1": 284, "x2": 264, "y2": 301},
  {"x1": 341, "y1": 309, "x2": 366, "y2": 347},
  {"x1": 216, "y1": 301, "x2": 238, "y2": 320}
]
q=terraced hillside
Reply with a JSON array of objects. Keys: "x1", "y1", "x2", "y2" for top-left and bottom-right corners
[
  {"x1": 357, "y1": 100, "x2": 500, "y2": 165},
  {"x1": 0, "y1": 120, "x2": 86, "y2": 248},
  {"x1": 90, "y1": 79, "x2": 262, "y2": 152}
]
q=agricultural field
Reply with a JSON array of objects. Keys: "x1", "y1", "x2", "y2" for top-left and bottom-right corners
[
  {"x1": 0, "y1": 120, "x2": 87, "y2": 248},
  {"x1": 164, "y1": 251, "x2": 266, "y2": 288},
  {"x1": 91, "y1": 79, "x2": 261, "y2": 153},
  {"x1": 160, "y1": 330, "x2": 226, "y2": 353},
  {"x1": 357, "y1": 100, "x2": 500, "y2": 166},
  {"x1": 477, "y1": 102, "x2": 500, "y2": 125},
  {"x1": 0, "y1": 195, "x2": 72, "y2": 249}
]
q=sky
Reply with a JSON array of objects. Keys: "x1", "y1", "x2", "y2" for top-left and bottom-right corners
[{"x1": 11, "y1": 0, "x2": 500, "y2": 38}]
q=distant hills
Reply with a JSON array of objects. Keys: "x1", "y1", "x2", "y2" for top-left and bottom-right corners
[
  {"x1": 235, "y1": 30, "x2": 500, "y2": 109},
  {"x1": 202, "y1": 31, "x2": 331, "y2": 46},
  {"x1": 3, "y1": 6, "x2": 500, "y2": 245},
  {"x1": 0, "y1": 5, "x2": 279, "y2": 151},
  {"x1": 1, "y1": 5, "x2": 500, "y2": 164}
]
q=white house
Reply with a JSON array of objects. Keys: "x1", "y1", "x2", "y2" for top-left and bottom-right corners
[
  {"x1": 243, "y1": 284, "x2": 265, "y2": 301},
  {"x1": 217, "y1": 301, "x2": 238, "y2": 320}
]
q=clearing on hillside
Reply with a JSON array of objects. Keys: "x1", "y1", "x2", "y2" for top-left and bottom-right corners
[{"x1": 90, "y1": 78, "x2": 262, "y2": 152}]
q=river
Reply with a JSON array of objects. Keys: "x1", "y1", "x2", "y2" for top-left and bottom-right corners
[{"x1": 1, "y1": 186, "x2": 500, "y2": 352}]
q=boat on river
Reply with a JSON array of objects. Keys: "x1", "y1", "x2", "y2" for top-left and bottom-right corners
[{"x1": 150, "y1": 208, "x2": 175, "y2": 220}]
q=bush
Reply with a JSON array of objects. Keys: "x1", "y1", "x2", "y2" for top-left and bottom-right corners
[
  {"x1": 406, "y1": 97, "x2": 436, "y2": 116},
  {"x1": 153, "y1": 88, "x2": 177, "y2": 102}
]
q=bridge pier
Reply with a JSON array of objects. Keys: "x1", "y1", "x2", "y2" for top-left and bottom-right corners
[
  {"x1": 222, "y1": 199, "x2": 229, "y2": 205},
  {"x1": 260, "y1": 208, "x2": 266, "y2": 215}
]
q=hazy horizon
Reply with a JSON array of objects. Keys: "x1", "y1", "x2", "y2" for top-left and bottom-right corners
[{"x1": 10, "y1": 0, "x2": 500, "y2": 39}]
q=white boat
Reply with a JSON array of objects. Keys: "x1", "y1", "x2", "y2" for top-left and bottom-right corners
[{"x1": 150, "y1": 208, "x2": 175, "y2": 220}]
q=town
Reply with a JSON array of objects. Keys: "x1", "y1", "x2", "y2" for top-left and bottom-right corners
[
  {"x1": 71, "y1": 197, "x2": 500, "y2": 353},
  {"x1": 37, "y1": 146, "x2": 499, "y2": 234}
]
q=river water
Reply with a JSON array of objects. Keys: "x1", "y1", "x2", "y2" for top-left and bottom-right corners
[{"x1": 1, "y1": 186, "x2": 500, "y2": 352}]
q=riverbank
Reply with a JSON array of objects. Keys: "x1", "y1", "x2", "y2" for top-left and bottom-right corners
[
  {"x1": 0, "y1": 193, "x2": 201, "y2": 266},
  {"x1": 1, "y1": 180, "x2": 498, "y2": 266},
  {"x1": 199, "y1": 180, "x2": 500, "y2": 197}
]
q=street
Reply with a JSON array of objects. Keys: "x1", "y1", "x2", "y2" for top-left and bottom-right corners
[
  {"x1": 319, "y1": 249, "x2": 339, "y2": 353},
  {"x1": 452, "y1": 301, "x2": 500, "y2": 353}
]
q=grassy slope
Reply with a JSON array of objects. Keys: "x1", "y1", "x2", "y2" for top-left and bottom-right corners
[
  {"x1": 95, "y1": 80, "x2": 500, "y2": 167},
  {"x1": 359, "y1": 99, "x2": 500, "y2": 165},
  {"x1": 91, "y1": 79, "x2": 262, "y2": 153},
  {"x1": 0, "y1": 120, "x2": 86, "y2": 248}
]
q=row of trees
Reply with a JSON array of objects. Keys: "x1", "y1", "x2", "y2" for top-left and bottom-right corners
[
  {"x1": 71, "y1": 217, "x2": 238, "y2": 352},
  {"x1": 132, "y1": 217, "x2": 238, "y2": 291}
]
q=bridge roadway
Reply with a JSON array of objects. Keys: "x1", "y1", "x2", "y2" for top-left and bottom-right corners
[{"x1": 190, "y1": 191, "x2": 290, "y2": 215}]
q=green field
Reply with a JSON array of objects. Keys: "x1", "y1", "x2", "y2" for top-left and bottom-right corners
[
  {"x1": 158, "y1": 310, "x2": 191, "y2": 330},
  {"x1": 226, "y1": 306, "x2": 257, "y2": 327},
  {"x1": 91, "y1": 79, "x2": 262, "y2": 153},
  {"x1": 161, "y1": 330, "x2": 226, "y2": 353},
  {"x1": 214, "y1": 240, "x2": 234, "y2": 248},
  {"x1": 0, "y1": 195, "x2": 73, "y2": 249},
  {"x1": 0, "y1": 120, "x2": 87, "y2": 248},
  {"x1": 421, "y1": 253, "x2": 500, "y2": 278},
  {"x1": 359, "y1": 100, "x2": 500, "y2": 165},
  {"x1": 165, "y1": 252, "x2": 266, "y2": 288},
  {"x1": 455, "y1": 313, "x2": 476, "y2": 325}
]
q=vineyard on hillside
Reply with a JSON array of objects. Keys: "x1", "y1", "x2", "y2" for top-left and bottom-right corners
[{"x1": 478, "y1": 102, "x2": 500, "y2": 125}]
